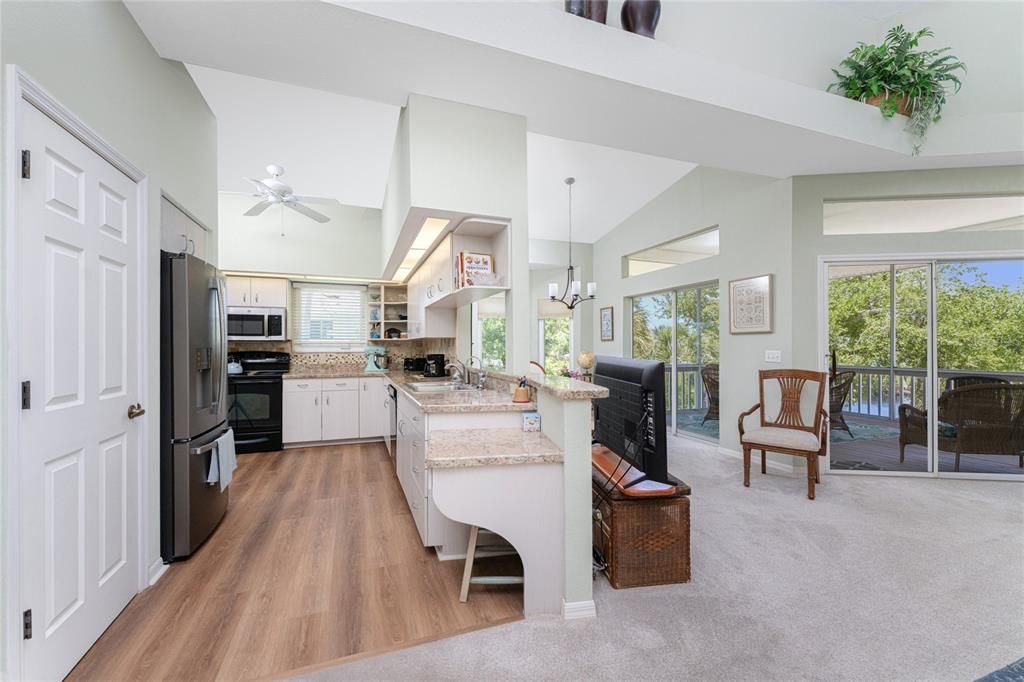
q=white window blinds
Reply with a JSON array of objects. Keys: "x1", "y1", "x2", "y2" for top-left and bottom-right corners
[{"x1": 291, "y1": 282, "x2": 366, "y2": 349}]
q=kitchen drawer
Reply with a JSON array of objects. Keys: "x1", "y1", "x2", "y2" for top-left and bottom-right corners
[
  {"x1": 404, "y1": 464, "x2": 428, "y2": 544},
  {"x1": 284, "y1": 379, "x2": 322, "y2": 393},
  {"x1": 408, "y1": 435, "x2": 426, "y2": 489},
  {"x1": 322, "y1": 378, "x2": 359, "y2": 391}
]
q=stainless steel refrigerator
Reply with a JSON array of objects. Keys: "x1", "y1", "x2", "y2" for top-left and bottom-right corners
[{"x1": 160, "y1": 251, "x2": 230, "y2": 562}]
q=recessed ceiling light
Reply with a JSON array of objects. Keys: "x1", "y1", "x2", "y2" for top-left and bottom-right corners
[
  {"x1": 401, "y1": 249, "x2": 425, "y2": 269},
  {"x1": 412, "y1": 218, "x2": 450, "y2": 250}
]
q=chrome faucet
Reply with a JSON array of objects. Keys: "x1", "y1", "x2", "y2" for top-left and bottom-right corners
[
  {"x1": 445, "y1": 359, "x2": 467, "y2": 385},
  {"x1": 466, "y1": 355, "x2": 486, "y2": 389}
]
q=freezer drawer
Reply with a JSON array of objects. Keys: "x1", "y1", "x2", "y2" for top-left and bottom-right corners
[{"x1": 162, "y1": 426, "x2": 231, "y2": 562}]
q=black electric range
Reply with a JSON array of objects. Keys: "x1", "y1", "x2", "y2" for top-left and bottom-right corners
[{"x1": 227, "y1": 351, "x2": 290, "y2": 453}]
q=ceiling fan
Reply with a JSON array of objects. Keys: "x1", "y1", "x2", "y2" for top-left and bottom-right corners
[{"x1": 242, "y1": 164, "x2": 330, "y2": 223}]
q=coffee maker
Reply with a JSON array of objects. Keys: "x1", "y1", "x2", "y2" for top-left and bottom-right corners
[{"x1": 423, "y1": 353, "x2": 446, "y2": 377}]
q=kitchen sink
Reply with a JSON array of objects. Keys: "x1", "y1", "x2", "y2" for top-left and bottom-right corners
[{"x1": 406, "y1": 382, "x2": 480, "y2": 393}]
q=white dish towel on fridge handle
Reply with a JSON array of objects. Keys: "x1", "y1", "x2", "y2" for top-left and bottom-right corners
[{"x1": 206, "y1": 428, "x2": 237, "y2": 492}]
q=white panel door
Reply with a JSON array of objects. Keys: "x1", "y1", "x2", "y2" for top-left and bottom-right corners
[
  {"x1": 322, "y1": 390, "x2": 360, "y2": 440},
  {"x1": 18, "y1": 100, "x2": 141, "y2": 680}
]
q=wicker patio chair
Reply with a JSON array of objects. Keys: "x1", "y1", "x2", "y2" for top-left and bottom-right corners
[
  {"x1": 943, "y1": 375, "x2": 1009, "y2": 392},
  {"x1": 899, "y1": 383, "x2": 1024, "y2": 471},
  {"x1": 700, "y1": 364, "x2": 720, "y2": 425},
  {"x1": 829, "y1": 371, "x2": 856, "y2": 439},
  {"x1": 738, "y1": 369, "x2": 828, "y2": 499}
]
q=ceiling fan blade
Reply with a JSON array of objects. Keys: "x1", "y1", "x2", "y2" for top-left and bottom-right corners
[
  {"x1": 243, "y1": 200, "x2": 273, "y2": 217},
  {"x1": 289, "y1": 195, "x2": 337, "y2": 206},
  {"x1": 285, "y1": 200, "x2": 330, "y2": 223},
  {"x1": 245, "y1": 177, "x2": 275, "y2": 197}
]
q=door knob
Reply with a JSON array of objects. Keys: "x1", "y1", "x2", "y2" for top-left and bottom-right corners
[{"x1": 128, "y1": 403, "x2": 146, "y2": 420}]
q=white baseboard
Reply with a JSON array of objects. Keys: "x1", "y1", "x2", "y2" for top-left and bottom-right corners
[
  {"x1": 148, "y1": 559, "x2": 168, "y2": 587},
  {"x1": 562, "y1": 599, "x2": 597, "y2": 620},
  {"x1": 717, "y1": 446, "x2": 794, "y2": 473}
]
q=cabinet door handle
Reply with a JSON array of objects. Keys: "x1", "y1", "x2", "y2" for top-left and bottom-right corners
[
  {"x1": 326, "y1": 395, "x2": 330, "y2": 406},
  {"x1": 314, "y1": 396, "x2": 319, "y2": 406},
  {"x1": 427, "y1": 285, "x2": 434, "y2": 298},
  {"x1": 398, "y1": 420, "x2": 405, "y2": 435},
  {"x1": 297, "y1": 383, "x2": 309, "y2": 388},
  {"x1": 255, "y1": 292, "x2": 259, "y2": 303},
  {"x1": 412, "y1": 465, "x2": 421, "y2": 474},
  {"x1": 412, "y1": 415, "x2": 420, "y2": 422},
  {"x1": 437, "y1": 277, "x2": 444, "y2": 291}
]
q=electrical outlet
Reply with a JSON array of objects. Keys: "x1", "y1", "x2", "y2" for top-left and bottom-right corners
[{"x1": 765, "y1": 350, "x2": 782, "y2": 363}]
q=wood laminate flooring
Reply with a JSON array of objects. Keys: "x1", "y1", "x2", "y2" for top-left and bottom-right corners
[{"x1": 68, "y1": 443, "x2": 523, "y2": 681}]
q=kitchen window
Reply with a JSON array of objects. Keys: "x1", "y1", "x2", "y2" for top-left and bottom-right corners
[
  {"x1": 290, "y1": 282, "x2": 366, "y2": 351},
  {"x1": 471, "y1": 293, "x2": 506, "y2": 370}
]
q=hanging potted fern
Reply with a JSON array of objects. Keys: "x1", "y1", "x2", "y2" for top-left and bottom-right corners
[{"x1": 828, "y1": 25, "x2": 966, "y2": 154}]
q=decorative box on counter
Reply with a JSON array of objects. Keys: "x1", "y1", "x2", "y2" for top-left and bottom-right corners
[{"x1": 522, "y1": 411, "x2": 541, "y2": 432}]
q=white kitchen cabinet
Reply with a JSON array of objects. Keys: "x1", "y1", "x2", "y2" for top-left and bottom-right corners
[
  {"x1": 250, "y1": 277, "x2": 288, "y2": 307},
  {"x1": 160, "y1": 197, "x2": 210, "y2": 263},
  {"x1": 283, "y1": 390, "x2": 323, "y2": 444},
  {"x1": 227, "y1": 276, "x2": 288, "y2": 307},
  {"x1": 321, "y1": 390, "x2": 360, "y2": 440},
  {"x1": 359, "y1": 378, "x2": 387, "y2": 438}
]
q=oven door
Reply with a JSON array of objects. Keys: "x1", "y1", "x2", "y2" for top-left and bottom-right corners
[
  {"x1": 227, "y1": 377, "x2": 282, "y2": 451},
  {"x1": 227, "y1": 308, "x2": 267, "y2": 340}
]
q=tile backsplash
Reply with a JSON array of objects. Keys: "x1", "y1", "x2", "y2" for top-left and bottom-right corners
[{"x1": 228, "y1": 339, "x2": 456, "y2": 367}]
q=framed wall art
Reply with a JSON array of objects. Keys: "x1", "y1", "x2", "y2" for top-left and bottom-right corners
[
  {"x1": 729, "y1": 274, "x2": 773, "y2": 334},
  {"x1": 600, "y1": 306, "x2": 614, "y2": 342}
]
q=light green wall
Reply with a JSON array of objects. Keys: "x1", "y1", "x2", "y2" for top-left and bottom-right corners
[
  {"x1": 219, "y1": 195, "x2": 382, "y2": 279},
  {"x1": 791, "y1": 165, "x2": 1024, "y2": 370},
  {"x1": 394, "y1": 94, "x2": 531, "y2": 370},
  {"x1": 592, "y1": 167, "x2": 794, "y2": 454},
  {"x1": 0, "y1": 0, "x2": 218, "y2": 613}
]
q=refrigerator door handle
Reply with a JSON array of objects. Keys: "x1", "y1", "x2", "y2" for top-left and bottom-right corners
[{"x1": 211, "y1": 276, "x2": 228, "y2": 412}]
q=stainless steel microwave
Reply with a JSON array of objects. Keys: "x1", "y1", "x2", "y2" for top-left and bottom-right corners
[{"x1": 227, "y1": 307, "x2": 286, "y2": 341}]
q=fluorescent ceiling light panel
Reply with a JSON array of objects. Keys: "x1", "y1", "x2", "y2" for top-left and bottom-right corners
[
  {"x1": 412, "y1": 218, "x2": 450, "y2": 250},
  {"x1": 394, "y1": 266, "x2": 412, "y2": 281},
  {"x1": 401, "y1": 249, "x2": 426, "y2": 269}
]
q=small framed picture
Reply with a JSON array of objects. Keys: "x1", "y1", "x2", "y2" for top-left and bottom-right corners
[
  {"x1": 600, "y1": 306, "x2": 614, "y2": 342},
  {"x1": 729, "y1": 274, "x2": 773, "y2": 334}
]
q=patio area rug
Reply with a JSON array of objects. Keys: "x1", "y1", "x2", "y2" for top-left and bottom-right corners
[
  {"x1": 976, "y1": 657, "x2": 1024, "y2": 682},
  {"x1": 676, "y1": 412, "x2": 720, "y2": 440},
  {"x1": 830, "y1": 418, "x2": 900, "y2": 443}
]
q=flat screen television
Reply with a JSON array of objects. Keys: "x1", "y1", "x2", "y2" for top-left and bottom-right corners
[{"x1": 592, "y1": 356, "x2": 669, "y2": 485}]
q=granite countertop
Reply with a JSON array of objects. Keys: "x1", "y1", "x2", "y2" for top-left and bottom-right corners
[
  {"x1": 282, "y1": 367, "x2": 536, "y2": 413},
  {"x1": 484, "y1": 369, "x2": 609, "y2": 401},
  {"x1": 426, "y1": 428, "x2": 563, "y2": 468}
]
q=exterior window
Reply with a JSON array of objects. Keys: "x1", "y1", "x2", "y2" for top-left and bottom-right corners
[
  {"x1": 624, "y1": 227, "x2": 719, "y2": 277},
  {"x1": 471, "y1": 293, "x2": 506, "y2": 370},
  {"x1": 291, "y1": 283, "x2": 365, "y2": 351}
]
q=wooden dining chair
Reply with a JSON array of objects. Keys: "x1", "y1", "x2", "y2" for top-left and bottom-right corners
[{"x1": 738, "y1": 369, "x2": 829, "y2": 499}]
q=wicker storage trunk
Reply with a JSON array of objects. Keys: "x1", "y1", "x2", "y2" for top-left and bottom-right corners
[{"x1": 592, "y1": 471, "x2": 691, "y2": 588}]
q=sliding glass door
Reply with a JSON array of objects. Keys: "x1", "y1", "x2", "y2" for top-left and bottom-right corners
[
  {"x1": 675, "y1": 285, "x2": 719, "y2": 440},
  {"x1": 631, "y1": 292, "x2": 673, "y2": 426},
  {"x1": 631, "y1": 283, "x2": 720, "y2": 441},
  {"x1": 935, "y1": 260, "x2": 1024, "y2": 475},
  {"x1": 826, "y1": 258, "x2": 1023, "y2": 478}
]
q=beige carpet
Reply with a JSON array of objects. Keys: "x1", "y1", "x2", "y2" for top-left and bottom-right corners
[{"x1": 295, "y1": 435, "x2": 1024, "y2": 681}]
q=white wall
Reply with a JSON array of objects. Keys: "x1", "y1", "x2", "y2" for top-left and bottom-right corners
[
  {"x1": 555, "y1": 1, "x2": 1022, "y2": 118},
  {"x1": 790, "y1": 165, "x2": 1024, "y2": 371},
  {"x1": 591, "y1": 166, "x2": 793, "y2": 454},
  {"x1": 0, "y1": 1, "x2": 218, "y2": 644},
  {"x1": 397, "y1": 94, "x2": 531, "y2": 370},
  {"x1": 218, "y1": 194, "x2": 382, "y2": 279}
]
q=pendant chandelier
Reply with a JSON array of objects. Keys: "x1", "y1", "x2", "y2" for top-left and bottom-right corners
[{"x1": 548, "y1": 177, "x2": 596, "y2": 310}]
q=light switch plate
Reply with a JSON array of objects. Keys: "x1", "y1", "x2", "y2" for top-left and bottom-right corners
[{"x1": 765, "y1": 350, "x2": 782, "y2": 363}]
